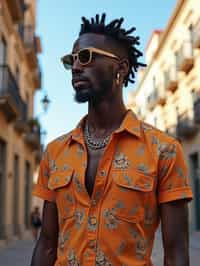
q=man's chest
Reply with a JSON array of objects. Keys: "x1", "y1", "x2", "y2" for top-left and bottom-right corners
[{"x1": 85, "y1": 147, "x2": 105, "y2": 197}]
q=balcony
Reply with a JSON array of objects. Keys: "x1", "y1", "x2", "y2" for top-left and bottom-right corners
[
  {"x1": 177, "y1": 42, "x2": 194, "y2": 74},
  {"x1": 24, "y1": 119, "x2": 41, "y2": 151},
  {"x1": 176, "y1": 114, "x2": 198, "y2": 140},
  {"x1": 194, "y1": 98, "x2": 200, "y2": 124},
  {"x1": 34, "y1": 145, "x2": 44, "y2": 164},
  {"x1": 18, "y1": 25, "x2": 39, "y2": 69},
  {"x1": 193, "y1": 21, "x2": 200, "y2": 49},
  {"x1": 33, "y1": 66, "x2": 42, "y2": 89},
  {"x1": 6, "y1": 0, "x2": 25, "y2": 22},
  {"x1": 147, "y1": 89, "x2": 158, "y2": 111},
  {"x1": 157, "y1": 85, "x2": 166, "y2": 106},
  {"x1": 164, "y1": 68, "x2": 178, "y2": 93},
  {"x1": 14, "y1": 101, "x2": 28, "y2": 134},
  {"x1": 0, "y1": 65, "x2": 26, "y2": 122}
]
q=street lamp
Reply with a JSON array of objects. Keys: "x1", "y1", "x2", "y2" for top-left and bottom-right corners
[{"x1": 41, "y1": 94, "x2": 50, "y2": 113}]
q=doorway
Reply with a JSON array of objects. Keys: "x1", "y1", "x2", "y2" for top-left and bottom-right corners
[
  {"x1": 13, "y1": 154, "x2": 19, "y2": 235},
  {"x1": 24, "y1": 161, "x2": 31, "y2": 228},
  {"x1": 0, "y1": 139, "x2": 6, "y2": 238},
  {"x1": 189, "y1": 152, "x2": 200, "y2": 230}
]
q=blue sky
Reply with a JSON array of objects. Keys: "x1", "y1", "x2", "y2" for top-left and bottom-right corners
[{"x1": 35, "y1": 0, "x2": 176, "y2": 146}]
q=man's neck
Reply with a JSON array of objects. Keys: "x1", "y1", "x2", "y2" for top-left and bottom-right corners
[{"x1": 87, "y1": 100, "x2": 127, "y2": 138}]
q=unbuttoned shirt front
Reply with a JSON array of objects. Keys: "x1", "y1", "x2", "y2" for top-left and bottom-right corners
[{"x1": 33, "y1": 110, "x2": 193, "y2": 266}]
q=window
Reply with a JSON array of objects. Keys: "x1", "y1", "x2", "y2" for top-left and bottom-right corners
[
  {"x1": 189, "y1": 24, "x2": 194, "y2": 44},
  {"x1": 0, "y1": 37, "x2": 7, "y2": 65},
  {"x1": 13, "y1": 154, "x2": 19, "y2": 234},
  {"x1": 176, "y1": 106, "x2": 179, "y2": 121},
  {"x1": 24, "y1": 161, "x2": 31, "y2": 228},
  {"x1": 154, "y1": 117, "x2": 157, "y2": 127},
  {"x1": 25, "y1": 92, "x2": 29, "y2": 118},
  {"x1": 175, "y1": 50, "x2": 179, "y2": 70},
  {"x1": 15, "y1": 65, "x2": 20, "y2": 86},
  {"x1": 0, "y1": 139, "x2": 6, "y2": 238}
]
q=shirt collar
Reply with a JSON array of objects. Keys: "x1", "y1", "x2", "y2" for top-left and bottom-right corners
[
  {"x1": 69, "y1": 109, "x2": 142, "y2": 145},
  {"x1": 114, "y1": 110, "x2": 142, "y2": 138}
]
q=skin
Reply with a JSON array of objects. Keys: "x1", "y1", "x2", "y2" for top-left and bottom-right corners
[{"x1": 31, "y1": 33, "x2": 190, "y2": 266}]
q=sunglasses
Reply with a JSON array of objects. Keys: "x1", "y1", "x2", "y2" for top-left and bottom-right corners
[{"x1": 61, "y1": 47, "x2": 120, "y2": 70}]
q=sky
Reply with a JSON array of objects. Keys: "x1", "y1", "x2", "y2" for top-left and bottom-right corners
[{"x1": 35, "y1": 0, "x2": 177, "y2": 146}]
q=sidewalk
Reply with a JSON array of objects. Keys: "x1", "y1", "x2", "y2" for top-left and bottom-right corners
[
  {"x1": 152, "y1": 230, "x2": 200, "y2": 266},
  {"x1": 0, "y1": 239, "x2": 35, "y2": 266},
  {"x1": 0, "y1": 232, "x2": 199, "y2": 266}
]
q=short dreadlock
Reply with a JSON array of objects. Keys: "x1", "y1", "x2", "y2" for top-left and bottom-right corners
[{"x1": 79, "y1": 13, "x2": 146, "y2": 87}]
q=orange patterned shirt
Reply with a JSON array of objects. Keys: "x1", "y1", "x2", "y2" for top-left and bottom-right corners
[{"x1": 33, "y1": 110, "x2": 193, "y2": 266}]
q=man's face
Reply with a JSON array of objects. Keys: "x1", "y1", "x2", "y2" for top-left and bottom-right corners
[{"x1": 71, "y1": 33, "x2": 120, "y2": 105}]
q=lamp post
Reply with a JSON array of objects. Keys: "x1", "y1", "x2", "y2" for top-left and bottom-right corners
[
  {"x1": 41, "y1": 94, "x2": 50, "y2": 113},
  {"x1": 37, "y1": 93, "x2": 51, "y2": 147}
]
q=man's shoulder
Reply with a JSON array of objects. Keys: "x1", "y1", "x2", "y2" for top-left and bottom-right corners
[
  {"x1": 140, "y1": 121, "x2": 179, "y2": 151},
  {"x1": 46, "y1": 131, "x2": 73, "y2": 152}
]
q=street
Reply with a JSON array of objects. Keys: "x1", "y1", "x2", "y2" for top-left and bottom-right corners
[
  {"x1": 0, "y1": 239, "x2": 34, "y2": 266},
  {"x1": 0, "y1": 232, "x2": 199, "y2": 266}
]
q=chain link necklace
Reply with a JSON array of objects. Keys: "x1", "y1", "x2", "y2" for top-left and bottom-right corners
[{"x1": 84, "y1": 121, "x2": 111, "y2": 150}]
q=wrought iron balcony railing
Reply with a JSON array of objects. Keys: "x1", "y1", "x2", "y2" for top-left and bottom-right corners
[
  {"x1": 18, "y1": 25, "x2": 38, "y2": 69},
  {"x1": 24, "y1": 119, "x2": 41, "y2": 151},
  {"x1": 33, "y1": 65, "x2": 42, "y2": 89},
  {"x1": 0, "y1": 64, "x2": 27, "y2": 122}
]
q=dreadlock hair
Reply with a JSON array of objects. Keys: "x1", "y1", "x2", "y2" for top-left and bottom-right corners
[{"x1": 79, "y1": 13, "x2": 146, "y2": 87}]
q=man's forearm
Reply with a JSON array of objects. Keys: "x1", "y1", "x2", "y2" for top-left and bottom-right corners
[
  {"x1": 31, "y1": 235, "x2": 57, "y2": 266},
  {"x1": 164, "y1": 243, "x2": 189, "y2": 266}
]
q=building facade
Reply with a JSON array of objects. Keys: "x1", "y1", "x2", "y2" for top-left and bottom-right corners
[
  {"x1": 0, "y1": 0, "x2": 42, "y2": 241},
  {"x1": 128, "y1": 0, "x2": 200, "y2": 232}
]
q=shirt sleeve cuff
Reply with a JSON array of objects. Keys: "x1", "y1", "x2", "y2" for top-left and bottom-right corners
[
  {"x1": 32, "y1": 184, "x2": 56, "y2": 202},
  {"x1": 158, "y1": 187, "x2": 193, "y2": 204}
]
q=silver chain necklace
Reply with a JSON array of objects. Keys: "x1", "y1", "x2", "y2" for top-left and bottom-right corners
[{"x1": 84, "y1": 121, "x2": 111, "y2": 150}]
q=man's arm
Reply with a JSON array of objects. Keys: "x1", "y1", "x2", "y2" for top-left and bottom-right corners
[
  {"x1": 160, "y1": 199, "x2": 190, "y2": 266},
  {"x1": 31, "y1": 200, "x2": 59, "y2": 266}
]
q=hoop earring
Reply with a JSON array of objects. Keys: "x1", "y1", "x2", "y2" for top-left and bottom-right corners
[{"x1": 116, "y1": 73, "x2": 120, "y2": 85}]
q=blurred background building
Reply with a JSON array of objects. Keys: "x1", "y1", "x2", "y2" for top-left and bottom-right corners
[
  {"x1": 128, "y1": 0, "x2": 200, "y2": 232},
  {"x1": 0, "y1": 0, "x2": 45, "y2": 242}
]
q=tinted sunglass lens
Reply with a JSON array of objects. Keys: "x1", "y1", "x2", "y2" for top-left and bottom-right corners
[
  {"x1": 79, "y1": 49, "x2": 91, "y2": 64},
  {"x1": 62, "y1": 55, "x2": 73, "y2": 69}
]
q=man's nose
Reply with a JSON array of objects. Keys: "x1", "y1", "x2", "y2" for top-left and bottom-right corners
[{"x1": 72, "y1": 56, "x2": 83, "y2": 73}]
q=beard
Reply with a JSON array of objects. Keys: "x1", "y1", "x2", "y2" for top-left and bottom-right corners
[{"x1": 74, "y1": 75, "x2": 114, "y2": 106}]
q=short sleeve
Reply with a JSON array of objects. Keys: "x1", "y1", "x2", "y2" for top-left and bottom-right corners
[
  {"x1": 32, "y1": 145, "x2": 56, "y2": 202},
  {"x1": 157, "y1": 140, "x2": 193, "y2": 204}
]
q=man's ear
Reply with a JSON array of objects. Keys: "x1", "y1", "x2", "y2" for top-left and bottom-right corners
[{"x1": 118, "y1": 58, "x2": 129, "y2": 79}]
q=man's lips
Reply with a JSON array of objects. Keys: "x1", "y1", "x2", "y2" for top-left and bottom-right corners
[
  {"x1": 73, "y1": 80, "x2": 89, "y2": 87},
  {"x1": 72, "y1": 78, "x2": 90, "y2": 88}
]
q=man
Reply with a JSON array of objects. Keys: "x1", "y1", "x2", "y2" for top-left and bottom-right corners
[{"x1": 31, "y1": 14, "x2": 193, "y2": 266}]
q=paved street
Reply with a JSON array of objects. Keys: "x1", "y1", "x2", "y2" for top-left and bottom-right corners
[
  {"x1": 0, "y1": 239, "x2": 35, "y2": 266},
  {"x1": 151, "y1": 231, "x2": 200, "y2": 266},
  {"x1": 0, "y1": 232, "x2": 199, "y2": 266}
]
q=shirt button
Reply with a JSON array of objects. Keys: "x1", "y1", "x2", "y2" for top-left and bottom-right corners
[
  {"x1": 99, "y1": 170, "x2": 106, "y2": 177},
  {"x1": 89, "y1": 240, "x2": 96, "y2": 249},
  {"x1": 89, "y1": 216, "x2": 97, "y2": 225},
  {"x1": 91, "y1": 200, "x2": 97, "y2": 206}
]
